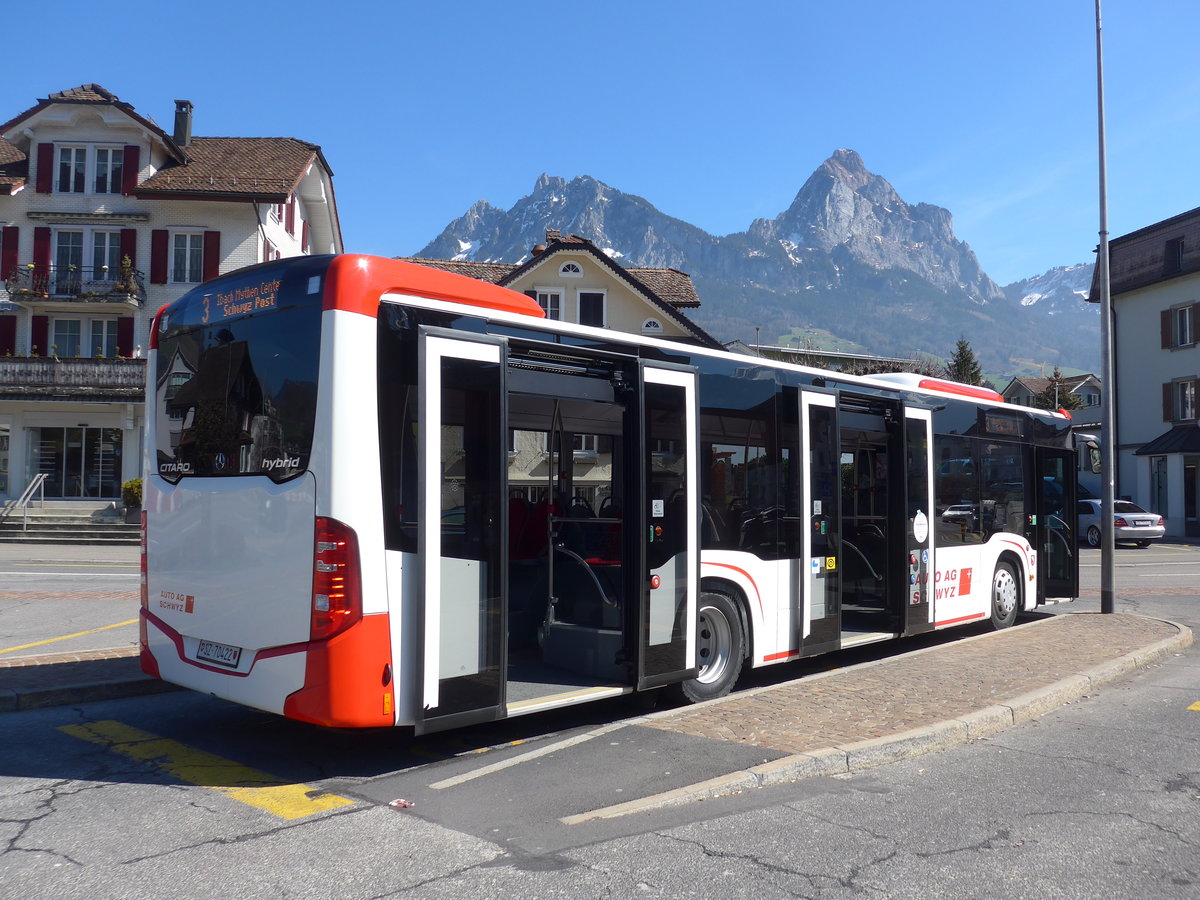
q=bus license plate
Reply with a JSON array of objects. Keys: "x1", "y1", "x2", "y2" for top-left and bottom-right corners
[{"x1": 196, "y1": 639, "x2": 242, "y2": 668}]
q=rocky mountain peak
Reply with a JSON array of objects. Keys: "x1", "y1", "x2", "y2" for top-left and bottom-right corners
[{"x1": 411, "y1": 152, "x2": 1096, "y2": 371}]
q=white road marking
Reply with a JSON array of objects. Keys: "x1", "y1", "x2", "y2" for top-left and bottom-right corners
[{"x1": 428, "y1": 720, "x2": 639, "y2": 790}]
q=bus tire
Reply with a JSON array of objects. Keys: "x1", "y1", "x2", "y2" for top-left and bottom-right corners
[
  {"x1": 678, "y1": 591, "x2": 744, "y2": 703},
  {"x1": 990, "y1": 560, "x2": 1020, "y2": 630}
]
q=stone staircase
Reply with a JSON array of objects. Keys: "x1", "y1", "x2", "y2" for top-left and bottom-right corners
[{"x1": 0, "y1": 502, "x2": 140, "y2": 545}]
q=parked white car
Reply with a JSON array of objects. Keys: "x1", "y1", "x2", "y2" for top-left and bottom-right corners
[{"x1": 1076, "y1": 499, "x2": 1165, "y2": 548}]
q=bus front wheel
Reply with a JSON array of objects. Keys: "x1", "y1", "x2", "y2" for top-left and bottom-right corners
[
  {"x1": 678, "y1": 592, "x2": 744, "y2": 703},
  {"x1": 990, "y1": 561, "x2": 1020, "y2": 630}
]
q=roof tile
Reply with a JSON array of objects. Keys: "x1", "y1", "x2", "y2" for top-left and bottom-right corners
[{"x1": 138, "y1": 137, "x2": 318, "y2": 197}]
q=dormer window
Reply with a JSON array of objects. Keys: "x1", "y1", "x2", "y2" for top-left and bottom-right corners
[
  {"x1": 560, "y1": 261, "x2": 583, "y2": 278},
  {"x1": 94, "y1": 147, "x2": 124, "y2": 194},
  {"x1": 57, "y1": 147, "x2": 86, "y2": 193}
]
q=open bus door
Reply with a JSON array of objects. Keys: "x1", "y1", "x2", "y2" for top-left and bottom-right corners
[
  {"x1": 636, "y1": 364, "x2": 699, "y2": 690},
  {"x1": 902, "y1": 407, "x2": 935, "y2": 635},
  {"x1": 1035, "y1": 447, "x2": 1078, "y2": 600},
  {"x1": 799, "y1": 390, "x2": 841, "y2": 656},
  {"x1": 414, "y1": 332, "x2": 507, "y2": 734}
]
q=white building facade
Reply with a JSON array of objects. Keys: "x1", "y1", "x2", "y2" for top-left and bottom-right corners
[
  {"x1": 0, "y1": 84, "x2": 341, "y2": 502},
  {"x1": 1092, "y1": 208, "x2": 1200, "y2": 538}
]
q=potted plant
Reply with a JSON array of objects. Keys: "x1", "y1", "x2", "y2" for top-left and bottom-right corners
[{"x1": 122, "y1": 478, "x2": 143, "y2": 524}]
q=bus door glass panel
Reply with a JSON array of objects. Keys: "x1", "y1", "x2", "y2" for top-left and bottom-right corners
[
  {"x1": 800, "y1": 392, "x2": 839, "y2": 651},
  {"x1": 639, "y1": 366, "x2": 698, "y2": 689},
  {"x1": 1036, "y1": 448, "x2": 1077, "y2": 598},
  {"x1": 903, "y1": 409, "x2": 933, "y2": 634},
  {"x1": 417, "y1": 335, "x2": 505, "y2": 732}
]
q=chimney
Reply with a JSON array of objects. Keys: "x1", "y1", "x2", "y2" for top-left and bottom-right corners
[
  {"x1": 531, "y1": 244, "x2": 547, "y2": 256},
  {"x1": 173, "y1": 100, "x2": 193, "y2": 147},
  {"x1": 545, "y1": 228, "x2": 561, "y2": 243}
]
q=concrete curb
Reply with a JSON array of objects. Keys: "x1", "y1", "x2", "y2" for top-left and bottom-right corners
[
  {"x1": 0, "y1": 649, "x2": 179, "y2": 713},
  {"x1": 563, "y1": 616, "x2": 1194, "y2": 823}
]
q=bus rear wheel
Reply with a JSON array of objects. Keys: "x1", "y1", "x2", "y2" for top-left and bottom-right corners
[
  {"x1": 677, "y1": 592, "x2": 744, "y2": 703},
  {"x1": 990, "y1": 561, "x2": 1020, "y2": 630}
]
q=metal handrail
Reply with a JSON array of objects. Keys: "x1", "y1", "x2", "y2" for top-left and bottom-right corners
[{"x1": 0, "y1": 473, "x2": 48, "y2": 531}]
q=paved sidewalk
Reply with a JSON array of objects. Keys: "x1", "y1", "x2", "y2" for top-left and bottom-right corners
[{"x1": 567, "y1": 612, "x2": 1193, "y2": 820}]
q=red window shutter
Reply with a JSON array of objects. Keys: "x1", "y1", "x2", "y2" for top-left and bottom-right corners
[
  {"x1": 0, "y1": 315, "x2": 15, "y2": 356},
  {"x1": 33, "y1": 227, "x2": 51, "y2": 271},
  {"x1": 1164, "y1": 383, "x2": 1174, "y2": 422},
  {"x1": 301, "y1": 220, "x2": 310, "y2": 254},
  {"x1": 203, "y1": 231, "x2": 220, "y2": 281},
  {"x1": 285, "y1": 195, "x2": 296, "y2": 235},
  {"x1": 1, "y1": 226, "x2": 17, "y2": 279},
  {"x1": 35, "y1": 143, "x2": 54, "y2": 193},
  {"x1": 1161, "y1": 310, "x2": 1173, "y2": 349},
  {"x1": 31, "y1": 315, "x2": 49, "y2": 356},
  {"x1": 120, "y1": 229, "x2": 137, "y2": 269},
  {"x1": 150, "y1": 230, "x2": 168, "y2": 284},
  {"x1": 117, "y1": 316, "x2": 135, "y2": 358},
  {"x1": 122, "y1": 145, "x2": 140, "y2": 195}
]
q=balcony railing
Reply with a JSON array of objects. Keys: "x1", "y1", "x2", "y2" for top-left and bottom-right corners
[
  {"x1": 4, "y1": 265, "x2": 146, "y2": 304},
  {"x1": 0, "y1": 356, "x2": 146, "y2": 397}
]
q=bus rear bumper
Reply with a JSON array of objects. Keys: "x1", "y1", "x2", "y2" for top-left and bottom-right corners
[{"x1": 139, "y1": 610, "x2": 396, "y2": 726}]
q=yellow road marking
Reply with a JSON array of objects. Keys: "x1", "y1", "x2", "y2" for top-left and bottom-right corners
[
  {"x1": 1189, "y1": 701, "x2": 1200, "y2": 712},
  {"x1": 59, "y1": 720, "x2": 355, "y2": 820},
  {"x1": 0, "y1": 619, "x2": 138, "y2": 655}
]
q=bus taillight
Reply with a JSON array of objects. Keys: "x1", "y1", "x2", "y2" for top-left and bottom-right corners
[{"x1": 312, "y1": 517, "x2": 362, "y2": 641}]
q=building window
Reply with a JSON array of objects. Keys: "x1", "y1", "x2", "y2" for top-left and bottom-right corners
[
  {"x1": 90, "y1": 319, "x2": 119, "y2": 358},
  {"x1": 560, "y1": 261, "x2": 583, "y2": 277},
  {"x1": 53, "y1": 231, "x2": 84, "y2": 294},
  {"x1": 1180, "y1": 380, "x2": 1198, "y2": 422},
  {"x1": 579, "y1": 290, "x2": 605, "y2": 327},
  {"x1": 92, "y1": 232, "x2": 121, "y2": 281},
  {"x1": 536, "y1": 291, "x2": 561, "y2": 320},
  {"x1": 57, "y1": 147, "x2": 86, "y2": 193},
  {"x1": 1177, "y1": 306, "x2": 1194, "y2": 347},
  {"x1": 94, "y1": 147, "x2": 124, "y2": 194},
  {"x1": 172, "y1": 233, "x2": 204, "y2": 283},
  {"x1": 1164, "y1": 238, "x2": 1185, "y2": 276},
  {"x1": 52, "y1": 319, "x2": 83, "y2": 357}
]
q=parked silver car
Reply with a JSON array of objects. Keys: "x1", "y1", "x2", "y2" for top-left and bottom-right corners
[{"x1": 1076, "y1": 499, "x2": 1165, "y2": 548}]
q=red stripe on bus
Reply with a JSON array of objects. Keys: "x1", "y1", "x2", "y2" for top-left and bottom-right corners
[
  {"x1": 763, "y1": 649, "x2": 800, "y2": 662},
  {"x1": 700, "y1": 561, "x2": 763, "y2": 616},
  {"x1": 322, "y1": 254, "x2": 544, "y2": 320},
  {"x1": 935, "y1": 612, "x2": 987, "y2": 627},
  {"x1": 917, "y1": 378, "x2": 1005, "y2": 403},
  {"x1": 142, "y1": 608, "x2": 312, "y2": 678}
]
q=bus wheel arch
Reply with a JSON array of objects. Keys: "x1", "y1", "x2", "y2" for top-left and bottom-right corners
[
  {"x1": 990, "y1": 553, "x2": 1022, "y2": 630},
  {"x1": 677, "y1": 585, "x2": 747, "y2": 703}
]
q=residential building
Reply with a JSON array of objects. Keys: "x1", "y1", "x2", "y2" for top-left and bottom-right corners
[
  {"x1": 0, "y1": 84, "x2": 341, "y2": 503},
  {"x1": 1089, "y1": 207, "x2": 1200, "y2": 536},
  {"x1": 1000, "y1": 373, "x2": 1102, "y2": 414},
  {"x1": 401, "y1": 230, "x2": 721, "y2": 349}
]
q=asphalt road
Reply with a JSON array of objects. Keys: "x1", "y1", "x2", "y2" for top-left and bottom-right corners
[
  {"x1": 0, "y1": 542, "x2": 1196, "y2": 898},
  {"x1": 0, "y1": 544, "x2": 138, "y2": 661}
]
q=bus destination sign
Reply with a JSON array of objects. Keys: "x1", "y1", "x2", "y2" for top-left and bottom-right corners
[{"x1": 203, "y1": 277, "x2": 281, "y2": 324}]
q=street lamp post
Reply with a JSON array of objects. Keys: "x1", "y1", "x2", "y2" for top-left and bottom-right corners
[{"x1": 1095, "y1": 0, "x2": 1116, "y2": 614}]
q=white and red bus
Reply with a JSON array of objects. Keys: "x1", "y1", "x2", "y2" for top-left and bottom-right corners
[{"x1": 141, "y1": 254, "x2": 1078, "y2": 733}]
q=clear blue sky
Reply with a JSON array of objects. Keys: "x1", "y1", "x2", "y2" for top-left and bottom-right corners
[{"x1": 10, "y1": 0, "x2": 1199, "y2": 285}]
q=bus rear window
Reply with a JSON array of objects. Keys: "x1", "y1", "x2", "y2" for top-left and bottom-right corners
[{"x1": 154, "y1": 259, "x2": 327, "y2": 483}]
